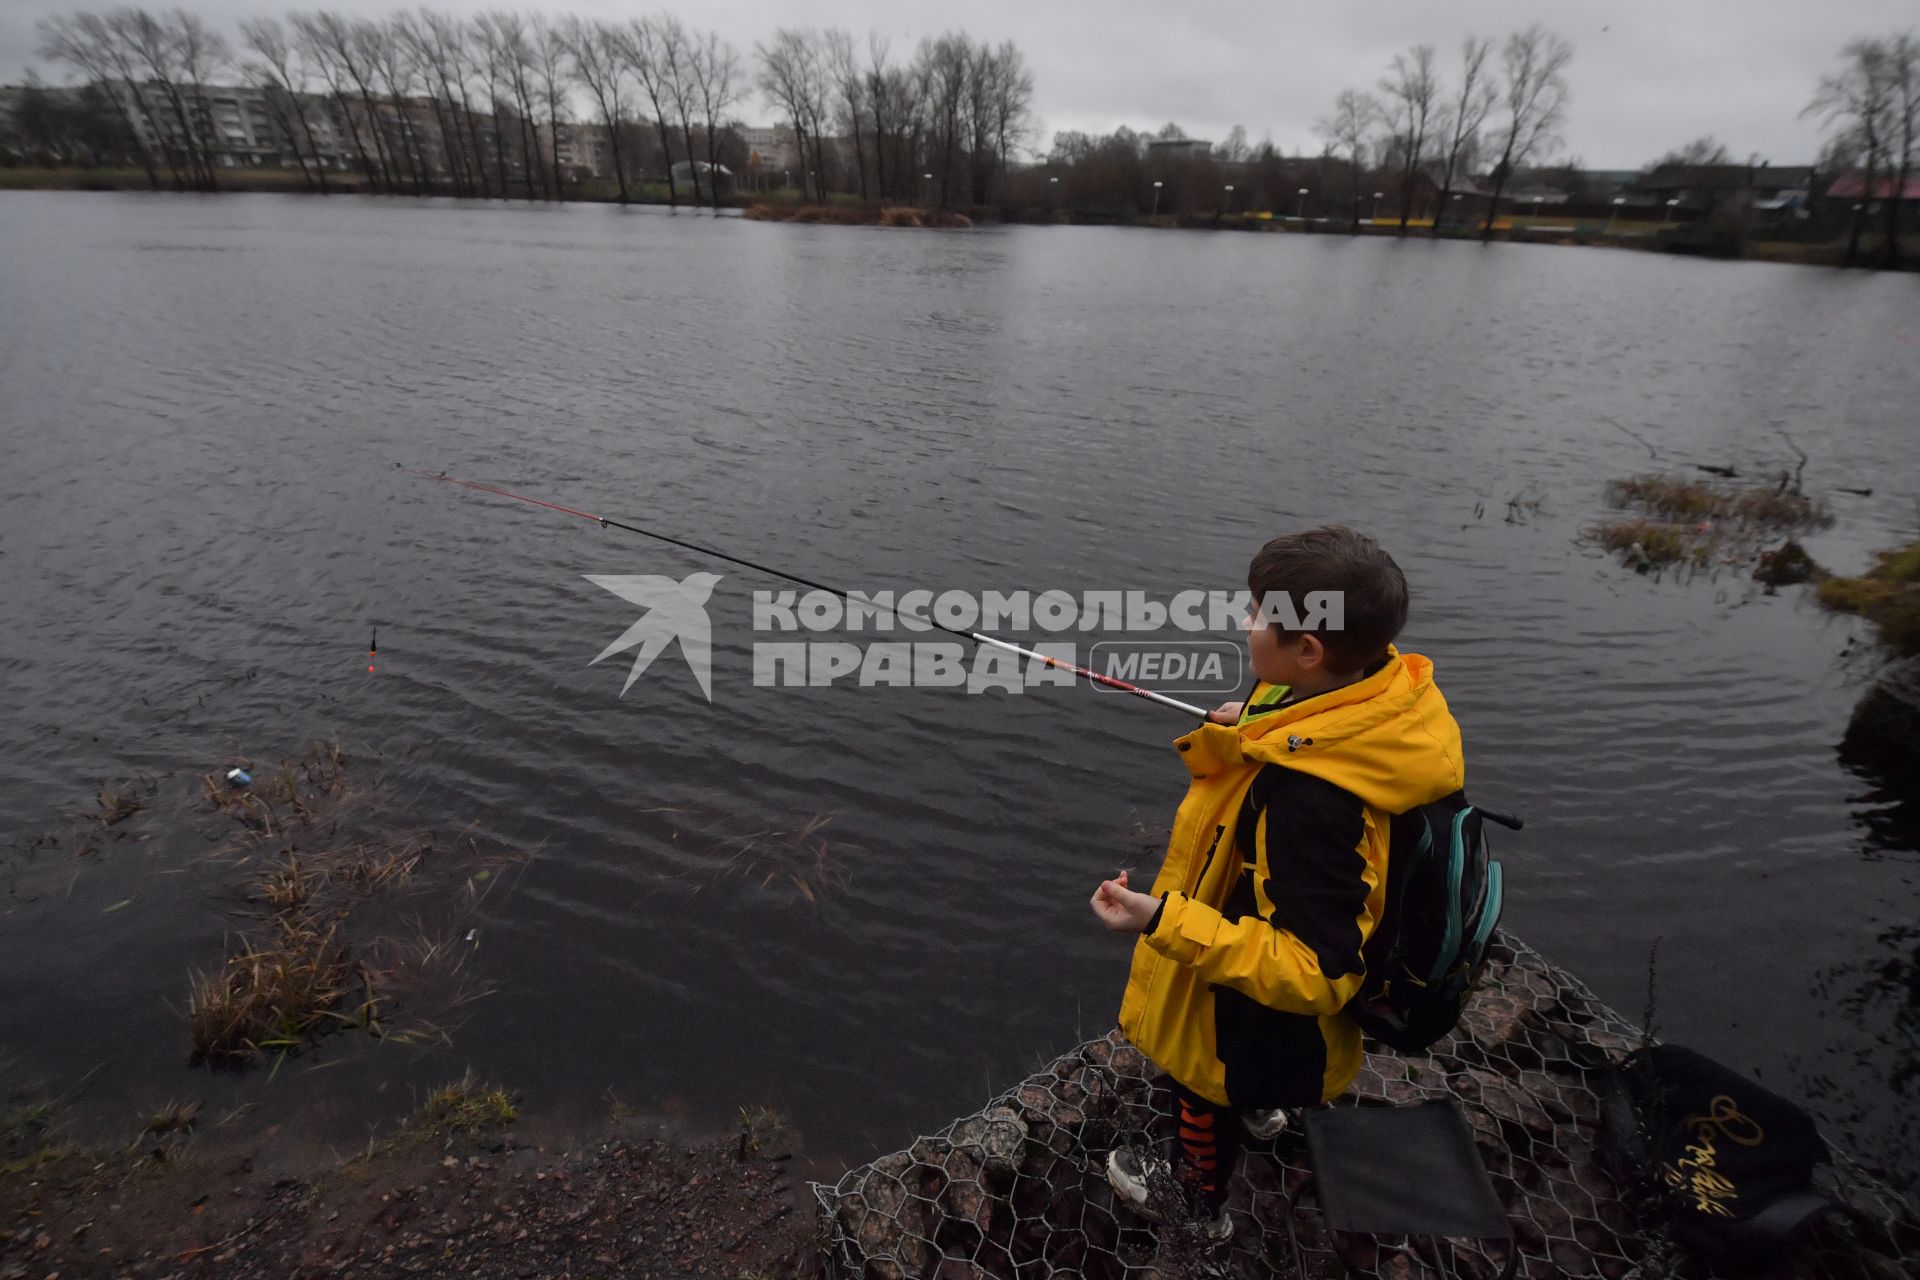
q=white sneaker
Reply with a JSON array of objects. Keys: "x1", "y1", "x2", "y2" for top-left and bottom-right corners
[
  {"x1": 1106, "y1": 1146, "x2": 1174, "y2": 1220},
  {"x1": 1243, "y1": 1107, "x2": 1290, "y2": 1140},
  {"x1": 1105, "y1": 1148, "x2": 1234, "y2": 1244}
]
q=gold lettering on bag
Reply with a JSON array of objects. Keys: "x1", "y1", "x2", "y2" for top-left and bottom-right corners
[{"x1": 1659, "y1": 1094, "x2": 1768, "y2": 1218}]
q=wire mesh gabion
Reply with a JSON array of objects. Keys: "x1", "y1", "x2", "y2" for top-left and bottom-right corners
[{"x1": 811, "y1": 934, "x2": 1920, "y2": 1280}]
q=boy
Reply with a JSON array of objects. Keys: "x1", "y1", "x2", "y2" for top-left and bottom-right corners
[{"x1": 1089, "y1": 526, "x2": 1465, "y2": 1241}]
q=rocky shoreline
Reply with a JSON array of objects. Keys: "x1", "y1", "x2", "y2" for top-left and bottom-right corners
[{"x1": 814, "y1": 935, "x2": 1919, "y2": 1279}]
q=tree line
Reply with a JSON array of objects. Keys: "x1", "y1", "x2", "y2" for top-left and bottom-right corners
[
  {"x1": 1037, "y1": 23, "x2": 1915, "y2": 262},
  {"x1": 1037, "y1": 26, "x2": 1570, "y2": 237},
  {"x1": 1805, "y1": 33, "x2": 1918, "y2": 268},
  {"x1": 23, "y1": 7, "x2": 1034, "y2": 210}
]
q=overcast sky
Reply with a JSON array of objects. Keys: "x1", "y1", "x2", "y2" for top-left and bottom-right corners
[{"x1": 2, "y1": 0, "x2": 1910, "y2": 168}]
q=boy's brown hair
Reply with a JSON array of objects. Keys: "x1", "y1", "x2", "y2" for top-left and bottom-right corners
[{"x1": 1248, "y1": 525, "x2": 1408, "y2": 673}]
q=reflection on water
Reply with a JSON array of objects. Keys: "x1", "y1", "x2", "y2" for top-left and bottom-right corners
[{"x1": 0, "y1": 191, "x2": 1915, "y2": 1179}]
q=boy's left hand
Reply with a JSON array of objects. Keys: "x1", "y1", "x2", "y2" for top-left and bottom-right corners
[{"x1": 1090, "y1": 870, "x2": 1160, "y2": 933}]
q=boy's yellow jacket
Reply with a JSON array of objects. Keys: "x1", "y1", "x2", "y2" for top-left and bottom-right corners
[{"x1": 1117, "y1": 648, "x2": 1464, "y2": 1107}]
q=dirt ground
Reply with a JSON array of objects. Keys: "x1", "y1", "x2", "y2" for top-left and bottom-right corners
[{"x1": 0, "y1": 1115, "x2": 822, "y2": 1280}]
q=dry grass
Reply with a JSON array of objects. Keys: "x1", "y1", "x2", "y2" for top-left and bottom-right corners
[
  {"x1": 183, "y1": 741, "x2": 522, "y2": 1068},
  {"x1": 1591, "y1": 472, "x2": 1836, "y2": 577},
  {"x1": 187, "y1": 917, "x2": 356, "y2": 1066},
  {"x1": 1604, "y1": 473, "x2": 1832, "y2": 530},
  {"x1": 707, "y1": 813, "x2": 854, "y2": 905},
  {"x1": 1818, "y1": 540, "x2": 1920, "y2": 657},
  {"x1": 1591, "y1": 519, "x2": 1719, "y2": 571}
]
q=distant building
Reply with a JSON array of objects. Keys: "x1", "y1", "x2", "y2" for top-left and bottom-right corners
[
  {"x1": 669, "y1": 159, "x2": 732, "y2": 193},
  {"x1": 1623, "y1": 163, "x2": 1815, "y2": 213},
  {"x1": 1822, "y1": 172, "x2": 1920, "y2": 202},
  {"x1": 1146, "y1": 137, "x2": 1212, "y2": 162},
  {"x1": 539, "y1": 119, "x2": 611, "y2": 179},
  {"x1": 738, "y1": 123, "x2": 799, "y2": 174}
]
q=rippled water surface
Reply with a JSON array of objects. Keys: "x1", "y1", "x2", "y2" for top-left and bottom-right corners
[{"x1": 1, "y1": 191, "x2": 1915, "y2": 1178}]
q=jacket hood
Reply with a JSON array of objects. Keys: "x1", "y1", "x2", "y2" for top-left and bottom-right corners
[{"x1": 1173, "y1": 648, "x2": 1464, "y2": 813}]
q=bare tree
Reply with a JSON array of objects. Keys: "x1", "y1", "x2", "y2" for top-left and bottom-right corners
[
  {"x1": 620, "y1": 17, "x2": 681, "y2": 206},
  {"x1": 1433, "y1": 35, "x2": 1495, "y2": 235},
  {"x1": 1381, "y1": 44, "x2": 1438, "y2": 233},
  {"x1": 757, "y1": 28, "x2": 828, "y2": 200},
  {"x1": 293, "y1": 13, "x2": 375, "y2": 188},
  {"x1": 115, "y1": 8, "x2": 221, "y2": 189},
  {"x1": 439, "y1": 11, "x2": 493, "y2": 197},
  {"x1": 986, "y1": 40, "x2": 1033, "y2": 204},
  {"x1": 300, "y1": 11, "x2": 393, "y2": 190},
  {"x1": 530, "y1": 14, "x2": 568, "y2": 199},
  {"x1": 865, "y1": 33, "x2": 916, "y2": 201},
  {"x1": 37, "y1": 11, "x2": 170, "y2": 188},
  {"x1": 484, "y1": 12, "x2": 543, "y2": 200},
  {"x1": 690, "y1": 28, "x2": 743, "y2": 210},
  {"x1": 657, "y1": 16, "x2": 702, "y2": 204},
  {"x1": 561, "y1": 16, "x2": 631, "y2": 203},
  {"x1": 1482, "y1": 25, "x2": 1573, "y2": 238},
  {"x1": 1807, "y1": 37, "x2": 1895, "y2": 266},
  {"x1": 916, "y1": 33, "x2": 971, "y2": 208},
  {"x1": 823, "y1": 29, "x2": 867, "y2": 200},
  {"x1": 1653, "y1": 135, "x2": 1732, "y2": 167},
  {"x1": 395, "y1": 10, "x2": 470, "y2": 196},
  {"x1": 1887, "y1": 32, "x2": 1917, "y2": 268},
  {"x1": 240, "y1": 16, "x2": 327, "y2": 191},
  {"x1": 1317, "y1": 88, "x2": 1380, "y2": 232},
  {"x1": 361, "y1": 19, "x2": 427, "y2": 193},
  {"x1": 471, "y1": 14, "x2": 515, "y2": 196}
]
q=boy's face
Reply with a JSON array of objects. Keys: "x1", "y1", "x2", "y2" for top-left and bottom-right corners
[{"x1": 1243, "y1": 596, "x2": 1334, "y2": 688}]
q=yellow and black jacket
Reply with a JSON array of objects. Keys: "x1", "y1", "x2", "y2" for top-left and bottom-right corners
[{"x1": 1117, "y1": 648, "x2": 1465, "y2": 1108}]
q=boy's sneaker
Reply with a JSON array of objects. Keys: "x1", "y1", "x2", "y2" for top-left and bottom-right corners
[
  {"x1": 1105, "y1": 1148, "x2": 1234, "y2": 1244},
  {"x1": 1243, "y1": 1107, "x2": 1290, "y2": 1140}
]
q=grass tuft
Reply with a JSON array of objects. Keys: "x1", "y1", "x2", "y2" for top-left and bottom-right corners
[
  {"x1": 186, "y1": 917, "x2": 353, "y2": 1066},
  {"x1": 145, "y1": 1099, "x2": 200, "y2": 1135},
  {"x1": 421, "y1": 1072, "x2": 517, "y2": 1133},
  {"x1": 1817, "y1": 540, "x2": 1920, "y2": 657}
]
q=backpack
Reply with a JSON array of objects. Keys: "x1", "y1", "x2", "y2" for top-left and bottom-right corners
[
  {"x1": 1597, "y1": 1044, "x2": 1849, "y2": 1270},
  {"x1": 1348, "y1": 791, "x2": 1519, "y2": 1054}
]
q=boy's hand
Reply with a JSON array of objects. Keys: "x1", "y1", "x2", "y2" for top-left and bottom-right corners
[
  {"x1": 1090, "y1": 870, "x2": 1159, "y2": 933},
  {"x1": 1207, "y1": 701, "x2": 1244, "y2": 725}
]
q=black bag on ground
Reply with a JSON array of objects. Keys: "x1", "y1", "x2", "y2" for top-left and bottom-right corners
[
  {"x1": 1347, "y1": 791, "x2": 1518, "y2": 1054},
  {"x1": 1598, "y1": 1044, "x2": 1850, "y2": 1269}
]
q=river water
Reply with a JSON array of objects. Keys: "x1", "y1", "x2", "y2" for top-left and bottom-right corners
[{"x1": 1, "y1": 191, "x2": 1915, "y2": 1180}]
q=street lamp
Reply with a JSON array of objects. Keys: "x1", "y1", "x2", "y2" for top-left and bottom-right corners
[
  {"x1": 1662, "y1": 196, "x2": 1679, "y2": 227},
  {"x1": 1223, "y1": 183, "x2": 1234, "y2": 215},
  {"x1": 1049, "y1": 174, "x2": 1060, "y2": 215},
  {"x1": 1151, "y1": 179, "x2": 1164, "y2": 218},
  {"x1": 1372, "y1": 190, "x2": 1383, "y2": 222},
  {"x1": 1296, "y1": 186, "x2": 1309, "y2": 219},
  {"x1": 923, "y1": 171, "x2": 933, "y2": 210},
  {"x1": 1606, "y1": 194, "x2": 1624, "y2": 235}
]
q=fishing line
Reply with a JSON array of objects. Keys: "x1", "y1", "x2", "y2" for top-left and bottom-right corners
[{"x1": 404, "y1": 467, "x2": 1212, "y2": 718}]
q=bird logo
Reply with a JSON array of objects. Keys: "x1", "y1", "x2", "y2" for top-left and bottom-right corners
[{"x1": 585, "y1": 572, "x2": 723, "y2": 700}]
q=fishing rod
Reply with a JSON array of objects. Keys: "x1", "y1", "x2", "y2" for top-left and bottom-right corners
[{"x1": 404, "y1": 467, "x2": 1211, "y2": 719}]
